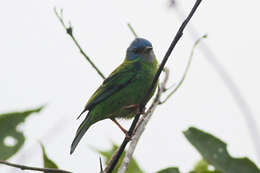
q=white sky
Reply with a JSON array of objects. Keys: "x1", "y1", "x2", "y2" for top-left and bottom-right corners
[{"x1": 1, "y1": 0, "x2": 260, "y2": 172}]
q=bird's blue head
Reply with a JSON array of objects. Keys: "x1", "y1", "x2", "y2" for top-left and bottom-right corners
[{"x1": 126, "y1": 38, "x2": 156, "y2": 62}]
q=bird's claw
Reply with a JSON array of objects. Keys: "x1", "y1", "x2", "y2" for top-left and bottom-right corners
[{"x1": 125, "y1": 132, "x2": 132, "y2": 141}]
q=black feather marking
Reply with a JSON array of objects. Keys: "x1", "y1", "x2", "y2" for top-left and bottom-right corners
[{"x1": 76, "y1": 107, "x2": 88, "y2": 120}]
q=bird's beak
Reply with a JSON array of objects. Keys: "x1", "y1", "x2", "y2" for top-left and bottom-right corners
[{"x1": 144, "y1": 46, "x2": 153, "y2": 53}]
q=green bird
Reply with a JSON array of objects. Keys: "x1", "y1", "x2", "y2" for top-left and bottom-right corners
[{"x1": 70, "y1": 38, "x2": 158, "y2": 154}]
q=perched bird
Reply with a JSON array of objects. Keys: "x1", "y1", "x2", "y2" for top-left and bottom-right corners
[{"x1": 70, "y1": 38, "x2": 158, "y2": 154}]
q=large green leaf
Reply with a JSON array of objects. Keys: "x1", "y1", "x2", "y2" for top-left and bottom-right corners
[
  {"x1": 97, "y1": 143, "x2": 144, "y2": 173},
  {"x1": 41, "y1": 143, "x2": 58, "y2": 171},
  {"x1": 184, "y1": 127, "x2": 260, "y2": 173},
  {"x1": 0, "y1": 106, "x2": 44, "y2": 160},
  {"x1": 156, "y1": 167, "x2": 180, "y2": 173}
]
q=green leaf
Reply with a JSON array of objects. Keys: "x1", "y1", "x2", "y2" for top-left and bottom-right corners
[
  {"x1": 0, "y1": 106, "x2": 44, "y2": 160},
  {"x1": 193, "y1": 159, "x2": 209, "y2": 172},
  {"x1": 156, "y1": 167, "x2": 180, "y2": 173},
  {"x1": 41, "y1": 143, "x2": 58, "y2": 171},
  {"x1": 96, "y1": 143, "x2": 144, "y2": 173},
  {"x1": 190, "y1": 160, "x2": 222, "y2": 173},
  {"x1": 184, "y1": 127, "x2": 260, "y2": 173}
]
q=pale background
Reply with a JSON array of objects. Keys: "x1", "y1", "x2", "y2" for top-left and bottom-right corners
[{"x1": 0, "y1": 0, "x2": 260, "y2": 172}]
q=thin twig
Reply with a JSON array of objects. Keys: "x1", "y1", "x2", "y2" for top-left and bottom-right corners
[
  {"x1": 54, "y1": 7, "x2": 106, "y2": 79},
  {"x1": 127, "y1": 23, "x2": 138, "y2": 38},
  {"x1": 118, "y1": 68, "x2": 169, "y2": 173},
  {"x1": 104, "y1": 1, "x2": 202, "y2": 172},
  {"x1": 160, "y1": 34, "x2": 207, "y2": 104},
  {"x1": 99, "y1": 157, "x2": 103, "y2": 173},
  {"x1": 171, "y1": 2, "x2": 260, "y2": 161},
  {"x1": 0, "y1": 160, "x2": 72, "y2": 173}
]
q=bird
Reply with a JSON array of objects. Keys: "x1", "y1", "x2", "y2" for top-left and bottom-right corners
[{"x1": 70, "y1": 38, "x2": 158, "y2": 154}]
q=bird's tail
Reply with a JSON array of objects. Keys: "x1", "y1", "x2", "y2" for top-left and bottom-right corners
[{"x1": 70, "y1": 112, "x2": 92, "y2": 154}]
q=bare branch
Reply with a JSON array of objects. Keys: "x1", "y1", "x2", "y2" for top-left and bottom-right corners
[
  {"x1": 171, "y1": 2, "x2": 260, "y2": 161},
  {"x1": 104, "y1": 0, "x2": 202, "y2": 172},
  {"x1": 54, "y1": 7, "x2": 106, "y2": 79},
  {"x1": 160, "y1": 34, "x2": 207, "y2": 104},
  {"x1": 99, "y1": 157, "x2": 103, "y2": 173},
  {"x1": 127, "y1": 23, "x2": 138, "y2": 38},
  {"x1": 0, "y1": 160, "x2": 72, "y2": 173},
  {"x1": 118, "y1": 68, "x2": 169, "y2": 173}
]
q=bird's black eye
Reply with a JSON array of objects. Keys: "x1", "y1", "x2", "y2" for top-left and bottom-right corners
[
  {"x1": 132, "y1": 48, "x2": 138, "y2": 54},
  {"x1": 132, "y1": 47, "x2": 142, "y2": 54}
]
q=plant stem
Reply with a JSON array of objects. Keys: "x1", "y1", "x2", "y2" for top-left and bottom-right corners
[
  {"x1": 0, "y1": 160, "x2": 72, "y2": 173},
  {"x1": 54, "y1": 7, "x2": 106, "y2": 80}
]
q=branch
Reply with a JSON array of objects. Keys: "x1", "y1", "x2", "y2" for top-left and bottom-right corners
[
  {"x1": 127, "y1": 23, "x2": 138, "y2": 38},
  {"x1": 99, "y1": 157, "x2": 103, "y2": 173},
  {"x1": 54, "y1": 7, "x2": 106, "y2": 79},
  {"x1": 104, "y1": 0, "x2": 202, "y2": 172},
  {"x1": 0, "y1": 160, "x2": 72, "y2": 173},
  {"x1": 171, "y1": 1, "x2": 260, "y2": 161},
  {"x1": 118, "y1": 68, "x2": 169, "y2": 173},
  {"x1": 159, "y1": 34, "x2": 207, "y2": 104}
]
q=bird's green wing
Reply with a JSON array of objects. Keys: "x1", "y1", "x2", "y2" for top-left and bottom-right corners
[
  {"x1": 79, "y1": 61, "x2": 141, "y2": 116},
  {"x1": 87, "y1": 62, "x2": 141, "y2": 109},
  {"x1": 71, "y1": 62, "x2": 141, "y2": 154}
]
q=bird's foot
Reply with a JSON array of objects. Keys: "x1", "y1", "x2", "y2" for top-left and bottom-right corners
[
  {"x1": 111, "y1": 118, "x2": 133, "y2": 141},
  {"x1": 125, "y1": 132, "x2": 132, "y2": 141}
]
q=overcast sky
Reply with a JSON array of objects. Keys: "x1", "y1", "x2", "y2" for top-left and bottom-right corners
[{"x1": 1, "y1": 0, "x2": 260, "y2": 172}]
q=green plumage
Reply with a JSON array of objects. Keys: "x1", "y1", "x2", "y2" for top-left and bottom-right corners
[{"x1": 70, "y1": 38, "x2": 158, "y2": 154}]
